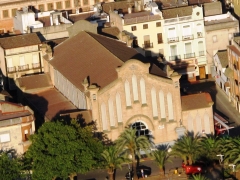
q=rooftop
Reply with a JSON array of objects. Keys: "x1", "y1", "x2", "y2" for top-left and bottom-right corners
[
  {"x1": 162, "y1": 6, "x2": 192, "y2": 19},
  {"x1": 0, "y1": 33, "x2": 41, "y2": 49},
  {"x1": 216, "y1": 50, "x2": 228, "y2": 68},
  {"x1": 228, "y1": 45, "x2": 240, "y2": 57},
  {"x1": 181, "y1": 93, "x2": 213, "y2": 111}
]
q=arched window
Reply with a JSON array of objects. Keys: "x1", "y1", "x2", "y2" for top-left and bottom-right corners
[
  {"x1": 151, "y1": 87, "x2": 158, "y2": 117},
  {"x1": 124, "y1": 80, "x2": 131, "y2": 107},
  {"x1": 108, "y1": 98, "x2": 115, "y2": 127},
  {"x1": 204, "y1": 113, "x2": 210, "y2": 134},
  {"x1": 167, "y1": 93, "x2": 174, "y2": 120},
  {"x1": 116, "y1": 93, "x2": 123, "y2": 123},
  {"x1": 188, "y1": 113, "x2": 193, "y2": 132},
  {"x1": 132, "y1": 121, "x2": 149, "y2": 137},
  {"x1": 196, "y1": 114, "x2": 202, "y2": 133},
  {"x1": 159, "y1": 90, "x2": 166, "y2": 119},
  {"x1": 101, "y1": 103, "x2": 108, "y2": 130},
  {"x1": 132, "y1": 75, "x2": 139, "y2": 101},
  {"x1": 140, "y1": 78, "x2": 147, "y2": 104}
]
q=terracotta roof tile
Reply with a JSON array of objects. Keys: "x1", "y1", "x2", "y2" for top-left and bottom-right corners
[
  {"x1": 181, "y1": 93, "x2": 213, "y2": 111},
  {"x1": 0, "y1": 33, "x2": 41, "y2": 49},
  {"x1": 162, "y1": 6, "x2": 192, "y2": 19},
  {"x1": 102, "y1": 1, "x2": 131, "y2": 14},
  {"x1": 50, "y1": 31, "x2": 147, "y2": 91},
  {"x1": 24, "y1": 88, "x2": 77, "y2": 121},
  {"x1": 188, "y1": 0, "x2": 212, "y2": 5}
]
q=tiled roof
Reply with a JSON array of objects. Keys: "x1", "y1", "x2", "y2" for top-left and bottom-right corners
[
  {"x1": 181, "y1": 93, "x2": 213, "y2": 111},
  {"x1": 100, "y1": 27, "x2": 121, "y2": 39},
  {"x1": 162, "y1": 6, "x2": 192, "y2": 19},
  {"x1": 216, "y1": 50, "x2": 228, "y2": 68},
  {"x1": 68, "y1": 12, "x2": 95, "y2": 23},
  {"x1": 16, "y1": 73, "x2": 53, "y2": 91},
  {"x1": 102, "y1": 1, "x2": 130, "y2": 14},
  {"x1": 0, "y1": 33, "x2": 41, "y2": 49},
  {"x1": 50, "y1": 31, "x2": 147, "y2": 91},
  {"x1": 188, "y1": 0, "x2": 212, "y2": 5},
  {"x1": 228, "y1": 45, "x2": 240, "y2": 56},
  {"x1": 24, "y1": 88, "x2": 77, "y2": 121}
]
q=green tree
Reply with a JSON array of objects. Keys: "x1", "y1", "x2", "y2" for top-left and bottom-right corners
[
  {"x1": 152, "y1": 146, "x2": 171, "y2": 176},
  {"x1": 101, "y1": 145, "x2": 129, "y2": 180},
  {"x1": 26, "y1": 120, "x2": 104, "y2": 180},
  {"x1": 199, "y1": 135, "x2": 221, "y2": 163},
  {"x1": 115, "y1": 128, "x2": 152, "y2": 180},
  {"x1": 0, "y1": 149, "x2": 22, "y2": 180},
  {"x1": 171, "y1": 132, "x2": 202, "y2": 165},
  {"x1": 192, "y1": 174, "x2": 209, "y2": 180}
]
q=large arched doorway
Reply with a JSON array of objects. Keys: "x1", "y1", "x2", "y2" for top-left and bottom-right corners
[{"x1": 132, "y1": 121, "x2": 150, "y2": 138}]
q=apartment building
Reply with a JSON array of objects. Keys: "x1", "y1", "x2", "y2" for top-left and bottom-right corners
[
  {"x1": 0, "y1": 101, "x2": 35, "y2": 154},
  {"x1": 204, "y1": 12, "x2": 239, "y2": 79},
  {"x1": 0, "y1": 33, "x2": 42, "y2": 90},
  {"x1": 40, "y1": 30, "x2": 215, "y2": 146},
  {"x1": 162, "y1": 6, "x2": 207, "y2": 81},
  {"x1": 0, "y1": 0, "x2": 113, "y2": 33}
]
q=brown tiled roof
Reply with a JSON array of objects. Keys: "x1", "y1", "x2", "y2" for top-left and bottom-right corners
[
  {"x1": 181, "y1": 93, "x2": 213, "y2": 111},
  {"x1": 123, "y1": 11, "x2": 152, "y2": 19},
  {"x1": 24, "y1": 88, "x2": 77, "y2": 121},
  {"x1": 0, "y1": 33, "x2": 41, "y2": 49},
  {"x1": 50, "y1": 31, "x2": 147, "y2": 91},
  {"x1": 16, "y1": 73, "x2": 53, "y2": 91},
  {"x1": 162, "y1": 6, "x2": 192, "y2": 19},
  {"x1": 228, "y1": 45, "x2": 240, "y2": 56},
  {"x1": 102, "y1": 1, "x2": 131, "y2": 14},
  {"x1": 100, "y1": 27, "x2": 121, "y2": 39},
  {"x1": 188, "y1": 0, "x2": 212, "y2": 5},
  {"x1": 68, "y1": 12, "x2": 95, "y2": 23},
  {"x1": 216, "y1": 50, "x2": 228, "y2": 68}
]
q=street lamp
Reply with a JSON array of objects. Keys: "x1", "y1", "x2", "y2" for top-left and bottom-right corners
[{"x1": 217, "y1": 154, "x2": 224, "y2": 180}]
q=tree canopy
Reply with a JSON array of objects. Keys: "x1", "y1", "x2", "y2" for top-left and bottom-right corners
[{"x1": 26, "y1": 119, "x2": 104, "y2": 180}]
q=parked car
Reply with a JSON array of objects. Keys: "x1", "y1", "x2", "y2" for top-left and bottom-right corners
[
  {"x1": 182, "y1": 161, "x2": 205, "y2": 175},
  {"x1": 125, "y1": 168, "x2": 151, "y2": 179}
]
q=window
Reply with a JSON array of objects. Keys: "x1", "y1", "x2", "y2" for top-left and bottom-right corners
[
  {"x1": 144, "y1": 35, "x2": 150, "y2": 47},
  {"x1": 65, "y1": 0, "x2": 71, "y2": 8},
  {"x1": 83, "y1": 0, "x2": 88, "y2": 5},
  {"x1": 132, "y1": 75, "x2": 138, "y2": 101},
  {"x1": 101, "y1": 103, "x2": 108, "y2": 131},
  {"x1": 151, "y1": 87, "x2": 158, "y2": 118},
  {"x1": 132, "y1": 122, "x2": 149, "y2": 137},
  {"x1": 131, "y1": 26, "x2": 137, "y2": 31},
  {"x1": 140, "y1": 78, "x2": 146, "y2": 104},
  {"x1": 168, "y1": 27, "x2": 176, "y2": 38},
  {"x1": 212, "y1": 35, "x2": 217, "y2": 43},
  {"x1": 0, "y1": 132, "x2": 10, "y2": 143},
  {"x1": 124, "y1": 80, "x2": 131, "y2": 107},
  {"x1": 47, "y1": 3, "x2": 53, "y2": 11},
  {"x1": 39, "y1": 4, "x2": 45, "y2": 12},
  {"x1": 12, "y1": 9, "x2": 17, "y2": 17},
  {"x1": 157, "y1": 33, "x2": 163, "y2": 44},
  {"x1": 170, "y1": 45, "x2": 177, "y2": 57},
  {"x1": 108, "y1": 99, "x2": 115, "y2": 127},
  {"x1": 143, "y1": 24, "x2": 148, "y2": 29},
  {"x1": 3, "y1": 10, "x2": 9, "y2": 18},
  {"x1": 156, "y1": 22, "x2": 161, "y2": 27},
  {"x1": 182, "y1": 25, "x2": 191, "y2": 36},
  {"x1": 56, "y1": 2, "x2": 62, "y2": 9},
  {"x1": 159, "y1": 90, "x2": 166, "y2": 119},
  {"x1": 167, "y1": 93, "x2": 174, "y2": 120},
  {"x1": 116, "y1": 93, "x2": 123, "y2": 123},
  {"x1": 92, "y1": 94, "x2": 96, "y2": 100}
]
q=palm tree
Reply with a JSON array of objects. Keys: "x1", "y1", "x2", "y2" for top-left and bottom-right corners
[
  {"x1": 152, "y1": 146, "x2": 171, "y2": 177},
  {"x1": 199, "y1": 134, "x2": 221, "y2": 163},
  {"x1": 115, "y1": 128, "x2": 152, "y2": 180},
  {"x1": 192, "y1": 174, "x2": 209, "y2": 180},
  {"x1": 171, "y1": 132, "x2": 202, "y2": 165},
  {"x1": 101, "y1": 145, "x2": 128, "y2": 180}
]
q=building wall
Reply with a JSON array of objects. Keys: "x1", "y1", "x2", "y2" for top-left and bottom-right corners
[
  {"x1": 0, "y1": 0, "x2": 114, "y2": 32},
  {"x1": 88, "y1": 60, "x2": 182, "y2": 145}
]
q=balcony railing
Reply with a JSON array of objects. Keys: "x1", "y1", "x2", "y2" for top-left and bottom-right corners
[
  {"x1": 18, "y1": 64, "x2": 29, "y2": 71},
  {"x1": 199, "y1": 51, "x2": 205, "y2": 56},
  {"x1": 168, "y1": 37, "x2": 179, "y2": 43},
  {"x1": 32, "y1": 63, "x2": 40, "y2": 69},
  {"x1": 184, "y1": 53, "x2": 195, "y2": 59},
  {"x1": 169, "y1": 55, "x2": 181, "y2": 61},
  {"x1": 7, "y1": 66, "x2": 16, "y2": 73},
  {"x1": 182, "y1": 35, "x2": 193, "y2": 41},
  {"x1": 143, "y1": 42, "x2": 153, "y2": 49}
]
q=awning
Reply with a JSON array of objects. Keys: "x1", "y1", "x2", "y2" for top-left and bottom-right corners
[{"x1": 214, "y1": 115, "x2": 234, "y2": 134}]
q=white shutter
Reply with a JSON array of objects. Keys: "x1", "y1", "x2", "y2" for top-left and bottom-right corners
[
  {"x1": 151, "y1": 87, "x2": 158, "y2": 117},
  {"x1": 0, "y1": 133, "x2": 10, "y2": 143},
  {"x1": 167, "y1": 93, "x2": 174, "y2": 120},
  {"x1": 7, "y1": 58, "x2": 13, "y2": 67},
  {"x1": 124, "y1": 80, "x2": 131, "y2": 107},
  {"x1": 19, "y1": 56, "x2": 25, "y2": 65},
  {"x1": 116, "y1": 93, "x2": 123, "y2": 123},
  {"x1": 132, "y1": 75, "x2": 139, "y2": 101},
  {"x1": 168, "y1": 27, "x2": 176, "y2": 38},
  {"x1": 159, "y1": 90, "x2": 166, "y2": 119},
  {"x1": 108, "y1": 99, "x2": 115, "y2": 127},
  {"x1": 101, "y1": 103, "x2": 108, "y2": 131},
  {"x1": 32, "y1": 54, "x2": 38, "y2": 64},
  {"x1": 140, "y1": 78, "x2": 147, "y2": 104}
]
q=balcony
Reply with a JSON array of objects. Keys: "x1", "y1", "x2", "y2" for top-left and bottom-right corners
[
  {"x1": 199, "y1": 51, "x2": 205, "y2": 56},
  {"x1": 7, "y1": 66, "x2": 16, "y2": 73},
  {"x1": 143, "y1": 42, "x2": 153, "y2": 49},
  {"x1": 32, "y1": 63, "x2": 40, "y2": 69},
  {"x1": 168, "y1": 37, "x2": 179, "y2": 43},
  {"x1": 18, "y1": 64, "x2": 29, "y2": 71},
  {"x1": 182, "y1": 35, "x2": 193, "y2": 41},
  {"x1": 184, "y1": 53, "x2": 195, "y2": 59},
  {"x1": 169, "y1": 55, "x2": 181, "y2": 61}
]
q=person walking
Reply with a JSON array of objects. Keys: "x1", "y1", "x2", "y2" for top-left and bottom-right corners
[{"x1": 141, "y1": 169, "x2": 144, "y2": 178}]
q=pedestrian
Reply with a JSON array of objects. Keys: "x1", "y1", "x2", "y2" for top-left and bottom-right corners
[{"x1": 141, "y1": 169, "x2": 144, "y2": 178}]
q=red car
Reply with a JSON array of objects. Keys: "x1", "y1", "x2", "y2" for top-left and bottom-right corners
[{"x1": 182, "y1": 162, "x2": 203, "y2": 175}]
